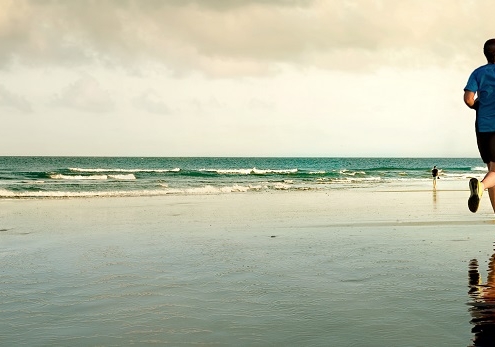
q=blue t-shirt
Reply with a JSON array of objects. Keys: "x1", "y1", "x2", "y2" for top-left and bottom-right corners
[{"x1": 465, "y1": 64, "x2": 495, "y2": 132}]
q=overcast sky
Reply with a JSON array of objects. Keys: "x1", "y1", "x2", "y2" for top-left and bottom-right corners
[{"x1": 0, "y1": 0, "x2": 493, "y2": 157}]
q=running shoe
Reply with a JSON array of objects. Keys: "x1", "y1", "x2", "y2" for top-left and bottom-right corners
[{"x1": 468, "y1": 178, "x2": 483, "y2": 213}]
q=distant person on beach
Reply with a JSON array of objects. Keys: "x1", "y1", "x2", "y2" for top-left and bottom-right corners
[
  {"x1": 431, "y1": 166, "x2": 439, "y2": 190},
  {"x1": 464, "y1": 38, "x2": 495, "y2": 213}
]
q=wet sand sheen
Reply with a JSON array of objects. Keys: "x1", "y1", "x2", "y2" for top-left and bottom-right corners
[{"x1": 0, "y1": 188, "x2": 494, "y2": 346}]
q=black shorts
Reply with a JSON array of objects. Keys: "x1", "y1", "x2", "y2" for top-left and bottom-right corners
[{"x1": 476, "y1": 131, "x2": 495, "y2": 163}]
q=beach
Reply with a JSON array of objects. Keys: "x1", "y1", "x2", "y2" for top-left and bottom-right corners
[
  {"x1": 3, "y1": 0, "x2": 493, "y2": 344},
  {"x1": 1, "y1": 187, "x2": 494, "y2": 346}
]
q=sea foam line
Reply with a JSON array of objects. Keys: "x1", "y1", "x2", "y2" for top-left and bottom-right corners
[
  {"x1": 0, "y1": 184, "x2": 262, "y2": 198},
  {"x1": 339, "y1": 169, "x2": 366, "y2": 176},
  {"x1": 199, "y1": 167, "x2": 298, "y2": 175},
  {"x1": 50, "y1": 174, "x2": 136, "y2": 180},
  {"x1": 69, "y1": 167, "x2": 180, "y2": 173}
]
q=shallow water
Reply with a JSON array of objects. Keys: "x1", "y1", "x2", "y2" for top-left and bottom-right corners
[{"x1": 0, "y1": 193, "x2": 493, "y2": 346}]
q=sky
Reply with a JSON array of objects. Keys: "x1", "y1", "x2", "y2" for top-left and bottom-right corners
[{"x1": 0, "y1": 0, "x2": 494, "y2": 157}]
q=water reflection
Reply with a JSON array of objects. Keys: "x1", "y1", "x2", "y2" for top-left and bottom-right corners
[{"x1": 468, "y1": 243, "x2": 495, "y2": 346}]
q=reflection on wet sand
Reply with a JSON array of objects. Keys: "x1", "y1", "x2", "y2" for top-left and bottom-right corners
[{"x1": 468, "y1": 243, "x2": 495, "y2": 346}]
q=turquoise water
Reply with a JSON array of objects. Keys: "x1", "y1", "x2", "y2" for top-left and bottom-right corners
[{"x1": 0, "y1": 157, "x2": 486, "y2": 198}]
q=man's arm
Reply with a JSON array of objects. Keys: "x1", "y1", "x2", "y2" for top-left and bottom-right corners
[{"x1": 464, "y1": 90, "x2": 478, "y2": 109}]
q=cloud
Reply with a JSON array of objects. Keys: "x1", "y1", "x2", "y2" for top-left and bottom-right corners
[
  {"x1": 133, "y1": 90, "x2": 171, "y2": 115},
  {"x1": 52, "y1": 75, "x2": 114, "y2": 112},
  {"x1": 0, "y1": 84, "x2": 32, "y2": 113},
  {"x1": 248, "y1": 98, "x2": 276, "y2": 111},
  {"x1": 0, "y1": 0, "x2": 493, "y2": 76}
]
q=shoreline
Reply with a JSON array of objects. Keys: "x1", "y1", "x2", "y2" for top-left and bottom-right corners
[{"x1": 1, "y1": 182, "x2": 490, "y2": 221}]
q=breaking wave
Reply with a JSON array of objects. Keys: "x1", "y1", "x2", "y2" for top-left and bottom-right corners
[
  {"x1": 198, "y1": 168, "x2": 298, "y2": 175},
  {"x1": 69, "y1": 167, "x2": 180, "y2": 173},
  {"x1": 50, "y1": 174, "x2": 136, "y2": 180}
]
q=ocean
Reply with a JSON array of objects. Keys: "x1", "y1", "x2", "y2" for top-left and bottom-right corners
[{"x1": 0, "y1": 157, "x2": 487, "y2": 198}]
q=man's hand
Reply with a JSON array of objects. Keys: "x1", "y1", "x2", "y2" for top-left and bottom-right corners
[{"x1": 464, "y1": 90, "x2": 478, "y2": 109}]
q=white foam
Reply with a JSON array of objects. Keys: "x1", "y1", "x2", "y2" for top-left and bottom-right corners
[
  {"x1": 202, "y1": 168, "x2": 253, "y2": 175},
  {"x1": 344, "y1": 176, "x2": 380, "y2": 182},
  {"x1": 184, "y1": 185, "x2": 252, "y2": 194},
  {"x1": 360, "y1": 176, "x2": 381, "y2": 181},
  {"x1": 229, "y1": 185, "x2": 250, "y2": 192},
  {"x1": 316, "y1": 176, "x2": 381, "y2": 183},
  {"x1": 340, "y1": 170, "x2": 366, "y2": 176},
  {"x1": 0, "y1": 184, "x2": 261, "y2": 199},
  {"x1": 0, "y1": 189, "x2": 15, "y2": 197},
  {"x1": 253, "y1": 168, "x2": 298, "y2": 174},
  {"x1": 248, "y1": 185, "x2": 263, "y2": 191},
  {"x1": 200, "y1": 167, "x2": 298, "y2": 175},
  {"x1": 273, "y1": 183, "x2": 291, "y2": 190},
  {"x1": 472, "y1": 166, "x2": 488, "y2": 172},
  {"x1": 69, "y1": 167, "x2": 180, "y2": 173},
  {"x1": 50, "y1": 174, "x2": 108, "y2": 180},
  {"x1": 441, "y1": 173, "x2": 477, "y2": 180},
  {"x1": 0, "y1": 189, "x2": 179, "y2": 198},
  {"x1": 108, "y1": 174, "x2": 136, "y2": 180}
]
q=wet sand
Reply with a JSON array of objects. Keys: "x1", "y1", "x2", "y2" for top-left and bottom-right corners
[{"x1": 1, "y1": 188, "x2": 494, "y2": 346}]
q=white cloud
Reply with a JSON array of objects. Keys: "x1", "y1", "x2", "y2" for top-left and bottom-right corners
[
  {"x1": 133, "y1": 90, "x2": 171, "y2": 115},
  {"x1": 0, "y1": 0, "x2": 492, "y2": 76},
  {"x1": 51, "y1": 75, "x2": 114, "y2": 113},
  {"x1": 247, "y1": 98, "x2": 276, "y2": 111},
  {"x1": 0, "y1": 84, "x2": 32, "y2": 113}
]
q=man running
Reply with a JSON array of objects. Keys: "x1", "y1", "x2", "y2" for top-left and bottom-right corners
[{"x1": 464, "y1": 38, "x2": 495, "y2": 213}]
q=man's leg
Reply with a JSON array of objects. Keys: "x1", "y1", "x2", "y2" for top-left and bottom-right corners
[
  {"x1": 489, "y1": 188, "x2": 495, "y2": 213},
  {"x1": 483, "y1": 161, "x2": 495, "y2": 212},
  {"x1": 468, "y1": 161, "x2": 495, "y2": 213}
]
